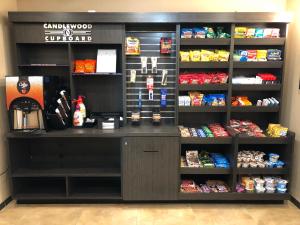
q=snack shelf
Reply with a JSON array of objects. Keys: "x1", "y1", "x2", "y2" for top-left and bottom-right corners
[
  {"x1": 180, "y1": 167, "x2": 231, "y2": 174},
  {"x1": 234, "y1": 38, "x2": 286, "y2": 46},
  {"x1": 181, "y1": 137, "x2": 232, "y2": 144},
  {"x1": 72, "y1": 72, "x2": 122, "y2": 76},
  {"x1": 230, "y1": 106, "x2": 280, "y2": 113},
  {"x1": 180, "y1": 38, "x2": 231, "y2": 46},
  {"x1": 232, "y1": 84, "x2": 281, "y2": 91},
  {"x1": 178, "y1": 192, "x2": 290, "y2": 200},
  {"x1": 18, "y1": 64, "x2": 69, "y2": 67},
  {"x1": 180, "y1": 62, "x2": 230, "y2": 69},
  {"x1": 237, "y1": 168, "x2": 288, "y2": 175},
  {"x1": 233, "y1": 61, "x2": 283, "y2": 69},
  {"x1": 178, "y1": 84, "x2": 229, "y2": 91},
  {"x1": 178, "y1": 106, "x2": 227, "y2": 113},
  {"x1": 237, "y1": 136, "x2": 289, "y2": 144},
  {"x1": 12, "y1": 168, "x2": 121, "y2": 178}
]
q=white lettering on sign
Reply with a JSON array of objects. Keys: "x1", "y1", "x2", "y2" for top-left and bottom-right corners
[{"x1": 44, "y1": 23, "x2": 93, "y2": 43}]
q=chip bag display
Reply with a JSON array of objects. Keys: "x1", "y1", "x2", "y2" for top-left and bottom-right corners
[{"x1": 125, "y1": 37, "x2": 140, "y2": 55}]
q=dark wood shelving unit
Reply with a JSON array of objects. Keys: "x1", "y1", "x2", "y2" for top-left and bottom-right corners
[
  {"x1": 180, "y1": 62, "x2": 230, "y2": 69},
  {"x1": 180, "y1": 167, "x2": 231, "y2": 174},
  {"x1": 8, "y1": 12, "x2": 294, "y2": 203},
  {"x1": 230, "y1": 106, "x2": 280, "y2": 113},
  {"x1": 237, "y1": 168, "x2": 288, "y2": 175},
  {"x1": 180, "y1": 38, "x2": 231, "y2": 46},
  {"x1": 234, "y1": 38, "x2": 285, "y2": 46},
  {"x1": 178, "y1": 84, "x2": 229, "y2": 91},
  {"x1": 233, "y1": 61, "x2": 283, "y2": 68},
  {"x1": 232, "y1": 84, "x2": 281, "y2": 91},
  {"x1": 178, "y1": 106, "x2": 227, "y2": 113}
]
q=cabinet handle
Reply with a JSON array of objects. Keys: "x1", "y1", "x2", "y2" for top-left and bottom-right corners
[{"x1": 144, "y1": 150, "x2": 159, "y2": 153}]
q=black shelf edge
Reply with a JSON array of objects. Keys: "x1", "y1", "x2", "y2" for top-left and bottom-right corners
[
  {"x1": 18, "y1": 64, "x2": 69, "y2": 67},
  {"x1": 12, "y1": 168, "x2": 121, "y2": 178},
  {"x1": 68, "y1": 193, "x2": 122, "y2": 200},
  {"x1": 234, "y1": 38, "x2": 285, "y2": 46},
  {"x1": 237, "y1": 168, "x2": 288, "y2": 175},
  {"x1": 180, "y1": 167, "x2": 231, "y2": 174},
  {"x1": 238, "y1": 136, "x2": 289, "y2": 144},
  {"x1": 232, "y1": 84, "x2": 281, "y2": 91},
  {"x1": 180, "y1": 38, "x2": 231, "y2": 46},
  {"x1": 178, "y1": 192, "x2": 290, "y2": 200},
  {"x1": 72, "y1": 72, "x2": 122, "y2": 76},
  {"x1": 14, "y1": 193, "x2": 67, "y2": 200},
  {"x1": 180, "y1": 62, "x2": 229, "y2": 69},
  {"x1": 230, "y1": 106, "x2": 280, "y2": 113},
  {"x1": 233, "y1": 61, "x2": 283, "y2": 68},
  {"x1": 178, "y1": 84, "x2": 229, "y2": 91},
  {"x1": 178, "y1": 106, "x2": 227, "y2": 113},
  {"x1": 181, "y1": 137, "x2": 232, "y2": 144}
]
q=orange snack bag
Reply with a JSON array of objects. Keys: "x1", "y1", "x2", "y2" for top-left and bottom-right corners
[
  {"x1": 84, "y1": 59, "x2": 96, "y2": 73},
  {"x1": 74, "y1": 60, "x2": 85, "y2": 73}
]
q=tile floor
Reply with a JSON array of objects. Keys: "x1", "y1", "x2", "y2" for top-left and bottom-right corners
[{"x1": 0, "y1": 200, "x2": 299, "y2": 225}]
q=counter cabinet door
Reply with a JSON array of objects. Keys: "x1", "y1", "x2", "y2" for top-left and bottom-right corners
[{"x1": 123, "y1": 137, "x2": 179, "y2": 201}]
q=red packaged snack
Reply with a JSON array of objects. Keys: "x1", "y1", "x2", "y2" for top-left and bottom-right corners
[
  {"x1": 74, "y1": 60, "x2": 85, "y2": 73},
  {"x1": 84, "y1": 59, "x2": 96, "y2": 73},
  {"x1": 160, "y1": 37, "x2": 172, "y2": 54},
  {"x1": 247, "y1": 50, "x2": 257, "y2": 61}
]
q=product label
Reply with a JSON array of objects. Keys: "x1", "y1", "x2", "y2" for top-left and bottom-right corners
[{"x1": 44, "y1": 23, "x2": 93, "y2": 43}]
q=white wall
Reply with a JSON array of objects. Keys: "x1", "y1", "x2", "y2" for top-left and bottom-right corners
[
  {"x1": 282, "y1": 0, "x2": 300, "y2": 202},
  {"x1": 0, "y1": 0, "x2": 18, "y2": 204},
  {"x1": 16, "y1": 0, "x2": 287, "y2": 12}
]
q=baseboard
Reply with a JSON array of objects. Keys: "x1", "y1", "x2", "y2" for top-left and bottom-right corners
[
  {"x1": 290, "y1": 196, "x2": 300, "y2": 209},
  {"x1": 0, "y1": 197, "x2": 12, "y2": 211}
]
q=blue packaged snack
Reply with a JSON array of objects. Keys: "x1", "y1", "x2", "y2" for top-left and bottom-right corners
[
  {"x1": 181, "y1": 28, "x2": 193, "y2": 38},
  {"x1": 267, "y1": 49, "x2": 282, "y2": 61},
  {"x1": 193, "y1": 27, "x2": 206, "y2": 38},
  {"x1": 255, "y1": 28, "x2": 264, "y2": 38},
  {"x1": 276, "y1": 179, "x2": 288, "y2": 190},
  {"x1": 239, "y1": 50, "x2": 248, "y2": 62},
  {"x1": 160, "y1": 89, "x2": 167, "y2": 107},
  {"x1": 197, "y1": 129, "x2": 206, "y2": 137}
]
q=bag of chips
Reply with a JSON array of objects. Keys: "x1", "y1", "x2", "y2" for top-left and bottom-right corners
[
  {"x1": 190, "y1": 50, "x2": 201, "y2": 62},
  {"x1": 84, "y1": 59, "x2": 96, "y2": 73},
  {"x1": 126, "y1": 37, "x2": 140, "y2": 55},
  {"x1": 74, "y1": 60, "x2": 85, "y2": 73},
  {"x1": 180, "y1": 51, "x2": 190, "y2": 62},
  {"x1": 181, "y1": 28, "x2": 193, "y2": 38}
]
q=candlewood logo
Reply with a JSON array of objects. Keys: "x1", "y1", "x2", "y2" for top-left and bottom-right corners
[{"x1": 44, "y1": 23, "x2": 93, "y2": 42}]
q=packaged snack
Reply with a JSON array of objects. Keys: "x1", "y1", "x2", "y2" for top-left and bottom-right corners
[
  {"x1": 216, "y1": 27, "x2": 231, "y2": 38},
  {"x1": 190, "y1": 50, "x2": 201, "y2": 62},
  {"x1": 189, "y1": 92, "x2": 203, "y2": 106},
  {"x1": 255, "y1": 28, "x2": 264, "y2": 38},
  {"x1": 125, "y1": 37, "x2": 140, "y2": 55},
  {"x1": 237, "y1": 50, "x2": 248, "y2": 62},
  {"x1": 271, "y1": 28, "x2": 280, "y2": 38},
  {"x1": 186, "y1": 150, "x2": 201, "y2": 167},
  {"x1": 269, "y1": 153, "x2": 280, "y2": 163},
  {"x1": 234, "y1": 27, "x2": 247, "y2": 38},
  {"x1": 84, "y1": 59, "x2": 96, "y2": 73},
  {"x1": 217, "y1": 50, "x2": 230, "y2": 62},
  {"x1": 193, "y1": 27, "x2": 206, "y2": 38},
  {"x1": 246, "y1": 28, "x2": 256, "y2": 38},
  {"x1": 160, "y1": 37, "x2": 172, "y2": 54},
  {"x1": 247, "y1": 50, "x2": 257, "y2": 61},
  {"x1": 200, "y1": 50, "x2": 214, "y2": 62},
  {"x1": 180, "y1": 51, "x2": 190, "y2": 62},
  {"x1": 263, "y1": 28, "x2": 273, "y2": 38},
  {"x1": 267, "y1": 49, "x2": 282, "y2": 61},
  {"x1": 256, "y1": 50, "x2": 268, "y2": 61},
  {"x1": 205, "y1": 27, "x2": 216, "y2": 38},
  {"x1": 181, "y1": 28, "x2": 193, "y2": 38},
  {"x1": 74, "y1": 60, "x2": 85, "y2": 73}
]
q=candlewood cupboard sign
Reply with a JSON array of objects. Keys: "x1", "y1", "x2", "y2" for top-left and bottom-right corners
[{"x1": 44, "y1": 23, "x2": 93, "y2": 42}]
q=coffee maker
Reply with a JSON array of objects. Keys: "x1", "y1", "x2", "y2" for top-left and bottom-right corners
[{"x1": 6, "y1": 76, "x2": 69, "y2": 132}]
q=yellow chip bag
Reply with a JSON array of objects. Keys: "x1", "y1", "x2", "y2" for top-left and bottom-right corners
[
  {"x1": 190, "y1": 50, "x2": 201, "y2": 62},
  {"x1": 257, "y1": 50, "x2": 267, "y2": 61},
  {"x1": 217, "y1": 50, "x2": 230, "y2": 62},
  {"x1": 200, "y1": 50, "x2": 214, "y2": 62},
  {"x1": 180, "y1": 51, "x2": 190, "y2": 62},
  {"x1": 234, "y1": 27, "x2": 247, "y2": 38}
]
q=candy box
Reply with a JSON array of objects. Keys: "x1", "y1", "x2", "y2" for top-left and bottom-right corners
[
  {"x1": 267, "y1": 49, "x2": 282, "y2": 61},
  {"x1": 271, "y1": 28, "x2": 280, "y2": 38},
  {"x1": 246, "y1": 28, "x2": 256, "y2": 38},
  {"x1": 234, "y1": 27, "x2": 247, "y2": 38},
  {"x1": 255, "y1": 28, "x2": 264, "y2": 38},
  {"x1": 263, "y1": 28, "x2": 273, "y2": 38}
]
